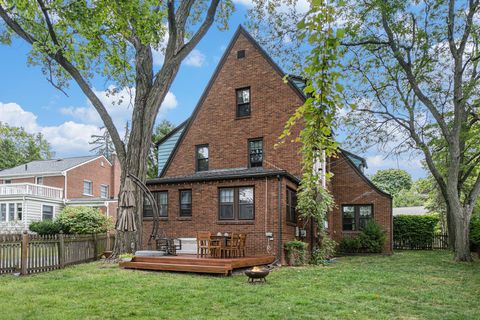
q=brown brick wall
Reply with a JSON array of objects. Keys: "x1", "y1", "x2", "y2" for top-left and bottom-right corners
[
  {"x1": 144, "y1": 177, "x2": 284, "y2": 257},
  {"x1": 66, "y1": 157, "x2": 119, "y2": 199},
  {"x1": 1, "y1": 177, "x2": 35, "y2": 184},
  {"x1": 163, "y1": 33, "x2": 304, "y2": 179},
  {"x1": 145, "y1": 30, "x2": 392, "y2": 260},
  {"x1": 329, "y1": 152, "x2": 393, "y2": 253}
]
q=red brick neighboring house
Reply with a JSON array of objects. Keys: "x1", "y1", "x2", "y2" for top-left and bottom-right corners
[
  {"x1": 145, "y1": 26, "x2": 392, "y2": 262},
  {"x1": 0, "y1": 155, "x2": 120, "y2": 233}
]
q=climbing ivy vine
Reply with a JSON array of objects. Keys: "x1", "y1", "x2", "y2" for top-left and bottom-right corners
[{"x1": 279, "y1": 0, "x2": 347, "y2": 242}]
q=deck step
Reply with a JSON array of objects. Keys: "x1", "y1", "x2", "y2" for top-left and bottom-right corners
[
  {"x1": 120, "y1": 261, "x2": 231, "y2": 274},
  {"x1": 132, "y1": 256, "x2": 229, "y2": 266}
]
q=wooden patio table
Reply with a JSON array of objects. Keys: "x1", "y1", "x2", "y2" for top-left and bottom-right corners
[{"x1": 210, "y1": 235, "x2": 229, "y2": 258}]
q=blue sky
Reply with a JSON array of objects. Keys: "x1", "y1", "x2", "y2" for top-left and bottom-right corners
[{"x1": 0, "y1": 1, "x2": 426, "y2": 179}]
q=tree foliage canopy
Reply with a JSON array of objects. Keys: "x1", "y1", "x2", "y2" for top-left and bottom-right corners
[
  {"x1": 0, "y1": 122, "x2": 53, "y2": 170},
  {"x1": 371, "y1": 169, "x2": 413, "y2": 196}
]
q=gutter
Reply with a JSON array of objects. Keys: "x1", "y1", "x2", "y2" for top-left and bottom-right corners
[{"x1": 277, "y1": 175, "x2": 282, "y2": 263}]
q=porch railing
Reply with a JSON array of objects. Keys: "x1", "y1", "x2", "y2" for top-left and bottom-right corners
[{"x1": 0, "y1": 183, "x2": 64, "y2": 200}]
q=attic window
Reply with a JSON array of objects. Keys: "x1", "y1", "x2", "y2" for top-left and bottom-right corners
[
  {"x1": 237, "y1": 50, "x2": 245, "y2": 59},
  {"x1": 236, "y1": 87, "x2": 251, "y2": 118}
]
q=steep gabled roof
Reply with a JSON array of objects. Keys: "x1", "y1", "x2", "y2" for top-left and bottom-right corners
[
  {"x1": 0, "y1": 155, "x2": 103, "y2": 178},
  {"x1": 159, "y1": 25, "x2": 305, "y2": 177}
]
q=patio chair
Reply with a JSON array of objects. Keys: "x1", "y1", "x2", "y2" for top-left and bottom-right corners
[
  {"x1": 196, "y1": 231, "x2": 221, "y2": 258},
  {"x1": 237, "y1": 234, "x2": 247, "y2": 257},
  {"x1": 222, "y1": 233, "x2": 240, "y2": 258}
]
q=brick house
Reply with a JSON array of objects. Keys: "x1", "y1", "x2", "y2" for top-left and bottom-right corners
[
  {"x1": 0, "y1": 155, "x2": 121, "y2": 233},
  {"x1": 145, "y1": 26, "x2": 392, "y2": 262}
]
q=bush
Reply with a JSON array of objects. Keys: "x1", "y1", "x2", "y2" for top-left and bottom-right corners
[
  {"x1": 393, "y1": 215, "x2": 439, "y2": 248},
  {"x1": 57, "y1": 206, "x2": 113, "y2": 234},
  {"x1": 29, "y1": 220, "x2": 62, "y2": 235},
  {"x1": 358, "y1": 221, "x2": 386, "y2": 253},
  {"x1": 339, "y1": 236, "x2": 362, "y2": 253},
  {"x1": 339, "y1": 221, "x2": 386, "y2": 254},
  {"x1": 311, "y1": 235, "x2": 337, "y2": 264},
  {"x1": 285, "y1": 240, "x2": 308, "y2": 266},
  {"x1": 470, "y1": 214, "x2": 480, "y2": 248}
]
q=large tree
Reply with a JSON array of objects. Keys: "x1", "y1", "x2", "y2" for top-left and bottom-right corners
[
  {"x1": 0, "y1": 0, "x2": 233, "y2": 254},
  {"x1": 338, "y1": 0, "x2": 480, "y2": 261},
  {"x1": 0, "y1": 122, "x2": 53, "y2": 170}
]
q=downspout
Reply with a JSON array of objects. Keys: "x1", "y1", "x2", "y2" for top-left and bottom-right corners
[
  {"x1": 277, "y1": 175, "x2": 282, "y2": 263},
  {"x1": 62, "y1": 171, "x2": 67, "y2": 205}
]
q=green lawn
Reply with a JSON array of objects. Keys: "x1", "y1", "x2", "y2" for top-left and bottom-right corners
[{"x1": 0, "y1": 251, "x2": 478, "y2": 320}]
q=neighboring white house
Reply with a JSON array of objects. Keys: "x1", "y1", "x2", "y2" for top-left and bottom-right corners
[{"x1": 0, "y1": 155, "x2": 120, "y2": 233}]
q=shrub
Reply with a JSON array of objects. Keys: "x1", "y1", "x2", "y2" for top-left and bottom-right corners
[
  {"x1": 358, "y1": 221, "x2": 386, "y2": 253},
  {"x1": 311, "y1": 235, "x2": 337, "y2": 264},
  {"x1": 339, "y1": 222, "x2": 386, "y2": 254},
  {"x1": 29, "y1": 220, "x2": 62, "y2": 235},
  {"x1": 339, "y1": 236, "x2": 362, "y2": 253},
  {"x1": 57, "y1": 206, "x2": 113, "y2": 234},
  {"x1": 285, "y1": 240, "x2": 308, "y2": 266},
  {"x1": 470, "y1": 214, "x2": 480, "y2": 248},
  {"x1": 393, "y1": 215, "x2": 439, "y2": 248}
]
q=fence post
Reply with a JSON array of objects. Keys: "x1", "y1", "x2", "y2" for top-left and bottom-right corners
[
  {"x1": 21, "y1": 230, "x2": 28, "y2": 275},
  {"x1": 93, "y1": 234, "x2": 98, "y2": 260},
  {"x1": 58, "y1": 231, "x2": 65, "y2": 269}
]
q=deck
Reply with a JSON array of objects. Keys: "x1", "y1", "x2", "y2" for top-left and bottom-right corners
[{"x1": 119, "y1": 254, "x2": 276, "y2": 276}]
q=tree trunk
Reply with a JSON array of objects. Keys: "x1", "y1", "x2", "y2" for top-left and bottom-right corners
[{"x1": 451, "y1": 205, "x2": 473, "y2": 262}]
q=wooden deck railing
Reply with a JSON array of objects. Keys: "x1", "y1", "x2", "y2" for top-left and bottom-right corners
[
  {"x1": 0, "y1": 232, "x2": 113, "y2": 275},
  {"x1": 0, "y1": 183, "x2": 64, "y2": 200}
]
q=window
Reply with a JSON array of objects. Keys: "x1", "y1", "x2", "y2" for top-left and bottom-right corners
[
  {"x1": 36, "y1": 177, "x2": 43, "y2": 185},
  {"x1": 143, "y1": 192, "x2": 168, "y2": 218},
  {"x1": 179, "y1": 190, "x2": 192, "y2": 217},
  {"x1": 0, "y1": 204, "x2": 5, "y2": 222},
  {"x1": 100, "y1": 185, "x2": 109, "y2": 199},
  {"x1": 248, "y1": 138, "x2": 263, "y2": 167},
  {"x1": 8, "y1": 203, "x2": 15, "y2": 221},
  {"x1": 286, "y1": 188, "x2": 297, "y2": 224},
  {"x1": 219, "y1": 188, "x2": 234, "y2": 220},
  {"x1": 218, "y1": 187, "x2": 254, "y2": 220},
  {"x1": 342, "y1": 205, "x2": 373, "y2": 231},
  {"x1": 83, "y1": 180, "x2": 93, "y2": 195},
  {"x1": 42, "y1": 205, "x2": 54, "y2": 221},
  {"x1": 236, "y1": 87, "x2": 251, "y2": 117},
  {"x1": 4, "y1": 180, "x2": 11, "y2": 184},
  {"x1": 17, "y1": 203, "x2": 22, "y2": 221},
  {"x1": 196, "y1": 145, "x2": 209, "y2": 172},
  {"x1": 237, "y1": 50, "x2": 245, "y2": 59}
]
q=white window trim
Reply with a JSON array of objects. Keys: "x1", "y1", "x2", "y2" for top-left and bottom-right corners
[
  {"x1": 41, "y1": 204, "x2": 55, "y2": 221},
  {"x1": 36, "y1": 176, "x2": 44, "y2": 185},
  {"x1": 100, "y1": 184, "x2": 109, "y2": 199},
  {"x1": 0, "y1": 202, "x2": 24, "y2": 222},
  {"x1": 83, "y1": 180, "x2": 93, "y2": 196}
]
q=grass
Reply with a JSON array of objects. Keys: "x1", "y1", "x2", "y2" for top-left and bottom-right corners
[{"x1": 0, "y1": 251, "x2": 479, "y2": 320}]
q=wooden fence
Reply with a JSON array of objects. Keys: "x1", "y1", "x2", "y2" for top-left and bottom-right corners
[
  {"x1": 393, "y1": 233, "x2": 449, "y2": 250},
  {"x1": 0, "y1": 232, "x2": 113, "y2": 275}
]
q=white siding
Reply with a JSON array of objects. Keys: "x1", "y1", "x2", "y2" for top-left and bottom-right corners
[{"x1": 0, "y1": 197, "x2": 63, "y2": 234}]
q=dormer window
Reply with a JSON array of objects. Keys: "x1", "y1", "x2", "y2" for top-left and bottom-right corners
[
  {"x1": 249, "y1": 138, "x2": 263, "y2": 167},
  {"x1": 236, "y1": 88, "x2": 251, "y2": 118},
  {"x1": 196, "y1": 144, "x2": 209, "y2": 172}
]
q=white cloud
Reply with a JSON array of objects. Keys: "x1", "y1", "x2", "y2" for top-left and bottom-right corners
[
  {"x1": 61, "y1": 86, "x2": 178, "y2": 129},
  {"x1": 0, "y1": 102, "x2": 101, "y2": 155},
  {"x1": 184, "y1": 49, "x2": 206, "y2": 67},
  {"x1": 364, "y1": 154, "x2": 426, "y2": 179},
  {"x1": 0, "y1": 102, "x2": 40, "y2": 132},
  {"x1": 1, "y1": 88, "x2": 178, "y2": 156}
]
